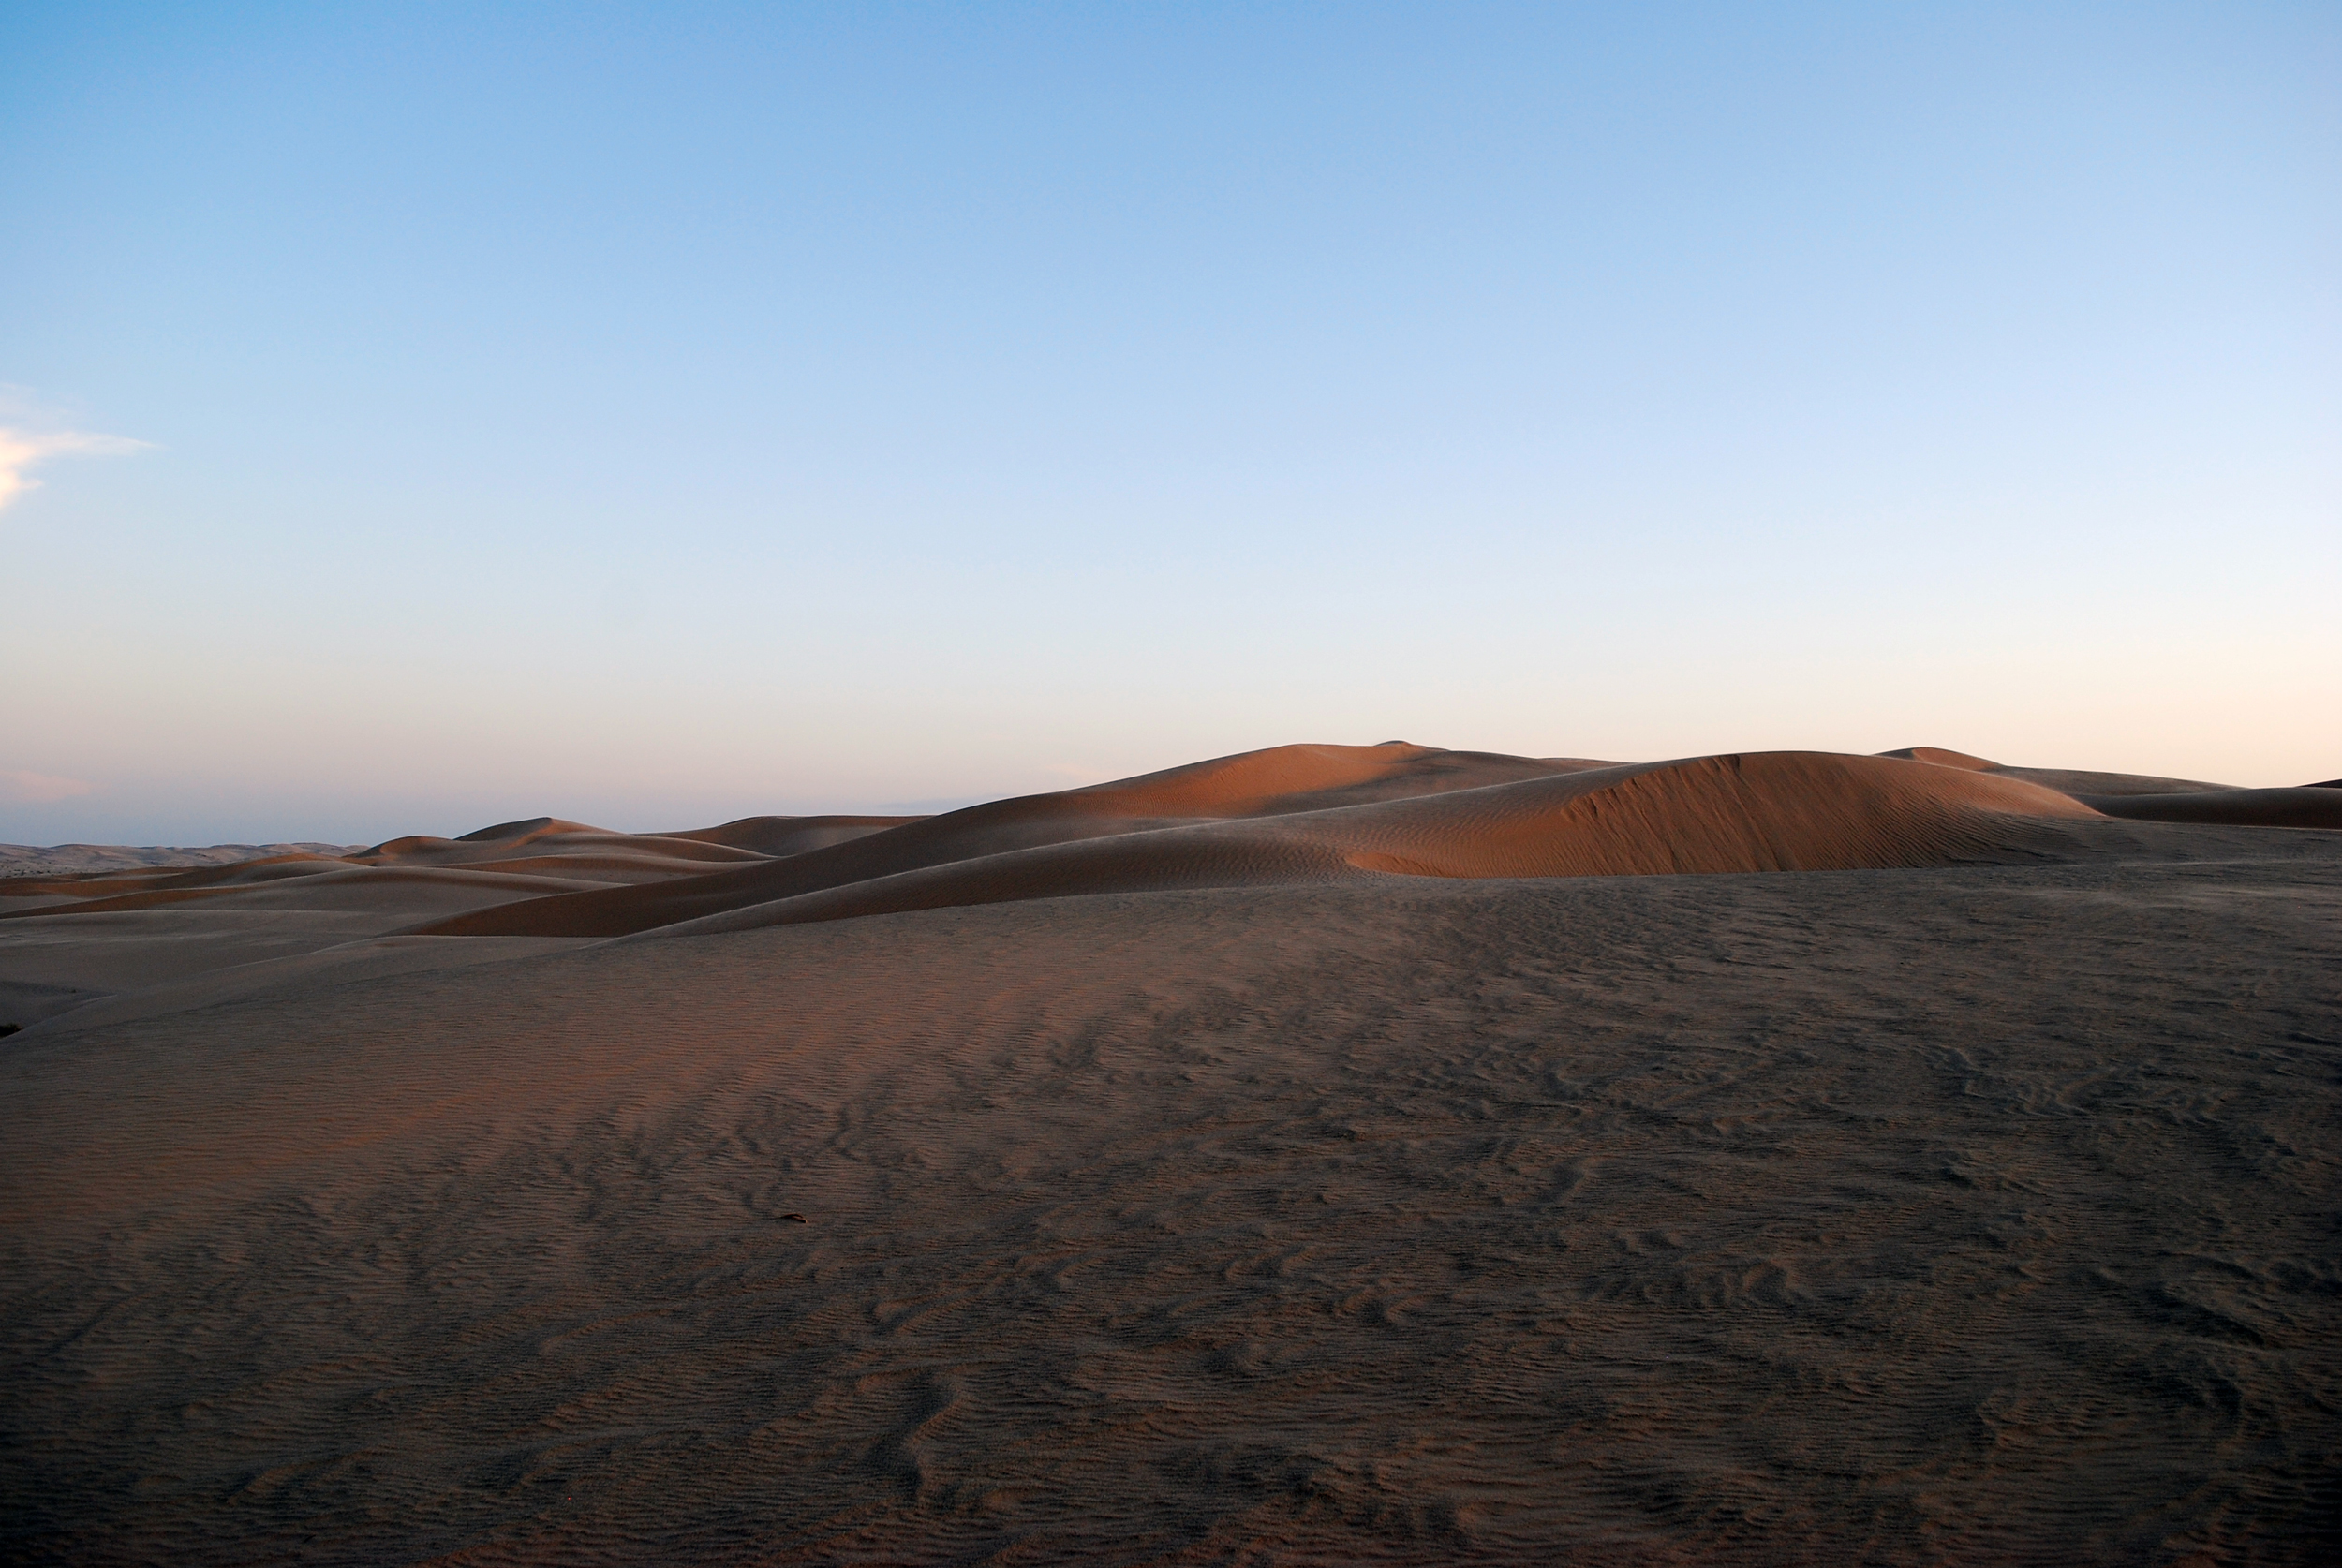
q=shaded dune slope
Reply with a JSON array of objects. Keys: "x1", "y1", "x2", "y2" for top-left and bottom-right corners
[
  {"x1": 2075, "y1": 788, "x2": 2342, "y2": 830},
  {"x1": 431, "y1": 749, "x2": 2099, "y2": 940}
]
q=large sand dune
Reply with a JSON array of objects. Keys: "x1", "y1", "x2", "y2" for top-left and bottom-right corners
[
  {"x1": 625, "y1": 750, "x2": 2103, "y2": 939},
  {"x1": 3, "y1": 743, "x2": 2338, "y2": 1563},
  {"x1": 408, "y1": 746, "x2": 2102, "y2": 939}
]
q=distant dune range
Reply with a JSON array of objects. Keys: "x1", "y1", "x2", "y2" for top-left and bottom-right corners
[
  {"x1": 1, "y1": 743, "x2": 2335, "y2": 1037},
  {"x1": 5, "y1": 743, "x2": 2340, "y2": 1562},
  {"x1": 7, "y1": 746, "x2": 2335, "y2": 958}
]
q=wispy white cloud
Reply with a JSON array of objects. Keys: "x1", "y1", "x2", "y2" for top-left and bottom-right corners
[
  {"x1": 0, "y1": 769, "x2": 97, "y2": 805},
  {"x1": 0, "y1": 390, "x2": 151, "y2": 512}
]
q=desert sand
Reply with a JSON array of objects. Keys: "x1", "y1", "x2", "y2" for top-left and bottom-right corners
[{"x1": 2, "y1": 744, "x2": 2337, "y2": 1563}]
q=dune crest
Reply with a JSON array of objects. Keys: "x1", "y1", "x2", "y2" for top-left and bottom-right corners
[
  {"x1": 1878, "y1": 746, "x2": 2001, "y2": 770},
  {"x1": 655, "y1": 814, "x2": 920, "y2": 857},
  {"x1": 1053, "y1": 740, "x2": 1584, "y2": 816}
]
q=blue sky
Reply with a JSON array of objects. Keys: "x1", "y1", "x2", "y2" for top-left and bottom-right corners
[{"x1": 4, "y1": 2, "x2": 2336, "y2": 842}]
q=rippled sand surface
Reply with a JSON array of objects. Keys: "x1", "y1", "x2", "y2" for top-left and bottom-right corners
[{"x1": 6, "y1": 833, "x2": 2339, "y2": 1563}]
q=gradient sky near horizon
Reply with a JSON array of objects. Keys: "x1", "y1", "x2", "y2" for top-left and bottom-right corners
[{"x1": 4, "y1": 2, "x2": 2337, "y2": 844}]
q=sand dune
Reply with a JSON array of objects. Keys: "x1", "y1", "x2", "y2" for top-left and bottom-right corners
[
  {"x1": 392, "y1": 743, "x2": 1575, "y2": 938},
  {"x1": 0, "y1": 841, "x2": 363, "y2": 878},
  {"x1": 3, "y1": 741, "x2": 2337, "y2": 1562},
  {"x1": 355, "y1": 816, "x2": 771, "y2": 871},
  {"x1": 2, "y1": 742, "x2": 2323, "y2": 1024},
  {"x1": 656, "y1": 814, "x2": 923, "y2": 856},
  {"x1": 1881, "y1": 743, "x2": 2246, "y2": 797},
  {"x1": 1869, "y1": 747, "x2": 2342, "y2": 827},
  {"x1": 0, "y1": 819, "x2": 765, "y2": 927},
  {"x1": 635, "y1": 751, "x2": 2102, "y2": 939},
  {"x1": 410, "y1": 746, "x2": 2095, "y2": 939}
]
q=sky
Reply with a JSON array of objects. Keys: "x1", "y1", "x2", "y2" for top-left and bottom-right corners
[{"x1": 3, "y1": 1, "x2": 2336, "y2": 844}]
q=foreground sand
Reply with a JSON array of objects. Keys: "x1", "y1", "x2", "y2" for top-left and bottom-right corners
[{"x1": 3, "y1": 746, "x2": 2339, "y2": 1563}]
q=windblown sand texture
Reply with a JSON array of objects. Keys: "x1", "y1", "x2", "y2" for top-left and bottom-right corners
[{"x1": 3, "y1": 744, "x2": 2338, "y2": 1563}]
